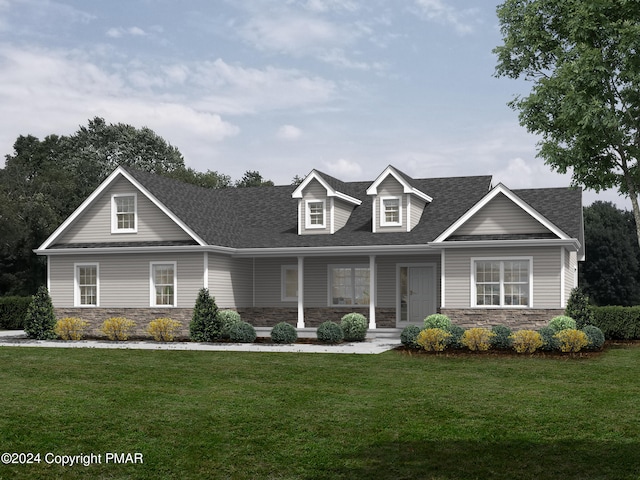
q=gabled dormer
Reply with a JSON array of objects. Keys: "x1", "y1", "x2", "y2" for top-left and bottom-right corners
[
  {"x1": 292, "y1": 170, "x2": 362, "y2": 235},
  {"x1": 366, "y1": 166, "x2": 432, "y2": 233}
]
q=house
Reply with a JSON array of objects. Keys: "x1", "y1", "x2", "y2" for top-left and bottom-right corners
[{"x1": 35, "y1": 165, "x2": 584, "y2": 337}]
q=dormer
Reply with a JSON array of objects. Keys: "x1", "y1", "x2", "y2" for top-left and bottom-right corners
[
  {"x1": 292, "y1": 170, "x2": 362, "y2": 235},
  {"x1": 366, "y1": 166, "x2": 432, "y2": 233}
]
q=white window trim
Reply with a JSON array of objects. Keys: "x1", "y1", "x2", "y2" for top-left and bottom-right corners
[
  {"x1": 150, "y1": 261, "x2": 177, "y2": 307},
  {"x1": 327, "y1": 264, "x2": 370, "y2": 307},
  {"x1": 305, "y1": 199, "x2": 326, "y2": 229},
  {"x1": 380, "y1": 196, "x2": 402, "y2": 227},
  {"x1": 111, "y1": 193, "x2": 138, "y2": 234},
  {"x1": 470, "y1": 257, "x2": 533, "y2": 308},
  {"x1": 281, "y1": 265, "x2": 298, "y2": 302},
  {"x1": 74, "y1": 263, "x2": 99, "y2": 307}
]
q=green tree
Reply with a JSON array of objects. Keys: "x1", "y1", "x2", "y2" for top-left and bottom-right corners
[
  {"x1": 24, "y1": 286, "x2": 57, "y2": 339},
  {"x1": 167, "y1": 167, "x2": 231, "y2": 189},
  {"x1": 235, "y1": 170, "x2": 274, "y2": 188},
  {"x1": 494, "y1": 0, "x2": 640, "y2": 246},
  {"x1": 189, "y1": 288, "x2": 221, "y2": 342}
]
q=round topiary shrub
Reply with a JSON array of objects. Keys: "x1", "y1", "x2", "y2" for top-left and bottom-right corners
[
  {"x1": 229, "y1": 321, "x2": 257, "y2": 343},
  {"x1": 548, "y1": 315, "x2": 577, "y2": 332},
  {"x1": 340, "y1": 313, "x2": 368, "y2": 342},
  {"x1": 219, "y1": 310, "x2": 242, "y2": 339},
  {"x1": 446, "y1": 325, "x2": 465, "y2": 349},
  {"x1": 400, "y1": 324, "x2": 421, "y2": 349},
  {"x1": 490, "y1": 325, "x2": 513, "y2": 350},
  {"x1": 317, "y1": 321, "x2": 344, "y2": 344},
  {"x1": 538, "y1": 326, "x2": 560, "y2": 351},
  {"x1": 270, "y1": 322, "x2": 298, "y2": 344},
  {"x1": 423, "y1": 314, "x2": 451, "y2": 331},
  {"x1": 582, "y1": 325, "x2": 605, "y2": 351}
]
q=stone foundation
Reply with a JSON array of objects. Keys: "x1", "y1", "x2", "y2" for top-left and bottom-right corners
[{"x1": 440, "y1": 308, "x2": 565, "y2": 330}]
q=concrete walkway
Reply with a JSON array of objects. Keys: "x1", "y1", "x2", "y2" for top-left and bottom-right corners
[{"x1": 0, "y1": 330, "x2": 401, "y2": 355}]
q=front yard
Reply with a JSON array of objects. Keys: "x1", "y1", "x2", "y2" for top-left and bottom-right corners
[{"x1": 0, "y1": 346, "x2": 639, "y2": 479}]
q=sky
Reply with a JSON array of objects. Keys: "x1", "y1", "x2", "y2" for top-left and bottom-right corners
[{"x1": 0, "y1": 0, "x2": 627, "y2": 207}]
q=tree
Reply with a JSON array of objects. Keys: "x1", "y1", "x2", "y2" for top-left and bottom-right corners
[
  {"x1": 235, "y1": 170, "x2": 274, "y2": 188},
  {"x1": 494, "y1": 0, "x2": 640, "y2": 246},
  {"x1": 24, "y1": 286, "x2": 57, "y2": 339},
  {"x1": 189, "y1": 288, "x2": 221, "y2": 342},
  {"x1": 167, "y1": 167, "x2": 231, "y2": 189}
]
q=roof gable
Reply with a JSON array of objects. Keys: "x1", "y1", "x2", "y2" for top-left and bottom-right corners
[
  {"x1": 292, "y1": 170, "x2": 361, "y2": 206},
  {"x1": 366, "y1": 165, "x2": 433, "y2": 203}
]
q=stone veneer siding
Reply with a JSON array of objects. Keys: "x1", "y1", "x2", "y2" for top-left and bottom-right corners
[{"x1": 440, "y1": 308, "x2": 565, "y2": 330}]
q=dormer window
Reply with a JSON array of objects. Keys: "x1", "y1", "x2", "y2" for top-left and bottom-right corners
[
  {"x1": 112, "y1": 193, "x2": 137, "y2": 233},
  {"x1": 306, "y1": 200, "x2": 326, "y2": 229},
  {"x1": 381, "y1": 197, "x2": 401, "y2": 226}
]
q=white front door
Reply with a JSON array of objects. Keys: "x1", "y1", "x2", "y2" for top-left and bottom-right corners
[{"x1": 399, "y1": 266, "x2": 436, "y2": 326}]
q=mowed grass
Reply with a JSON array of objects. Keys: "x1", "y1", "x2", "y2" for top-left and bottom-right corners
[{"x1": 0, "y1": 346, "x2": 639, "y2": 480}]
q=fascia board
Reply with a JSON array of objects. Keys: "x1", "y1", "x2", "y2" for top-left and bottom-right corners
[
  {"x1": 428, "y1": 238, "x2": 581, "y2": 251},
  {"x1": 366, "y1": 166, "x2": 431, "y2": 202},
  {"x1": 231, "y1": 244, "x2": 438, "y2": 258},
  {"x1": 292, "y1": 170, "x2": 361, "y2": 205}
]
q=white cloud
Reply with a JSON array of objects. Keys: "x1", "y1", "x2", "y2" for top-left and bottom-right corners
[
  {"x1": 324, "y1": 158, "x2": 362, "y2": 178},
  {"x1": 106, "y1": 26, "x2": 148, "y2": 38},
  {"x1": 413, "y1": 0, "x2": 477, "y2": 35},
  {"x1": 277, "y1": 125, "x2": 303, "y2": 140}
]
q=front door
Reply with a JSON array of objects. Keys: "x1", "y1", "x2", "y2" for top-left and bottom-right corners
[{"x1": 399, "y1": 266, "x2": 436, "y2": 326}]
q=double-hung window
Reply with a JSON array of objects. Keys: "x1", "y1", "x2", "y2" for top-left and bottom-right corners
[
  {"x1": 329, "y1": 265, "x2": 370, "y2": 306},
  {"x1": 473, "y1": 258, "x2": 531, "y2": 307},
  {"x1": 381, "y1": 197, "x2": 401, "y2": 226},
  {"x1": 282, "y1": 265, "x2": 298, "y2": 301},
  {"x1": 75, "y1": 264, "x2": 98, "y2": 306},
  {"x1": 306, "y1": 200, "x2": 325, "y2": 229},
  {"x1": 151, "y1": 262, "x2": 176, "y2": 307},
  {"x1": 112, "y1": 194, "x2": 137, "y2": 233}
]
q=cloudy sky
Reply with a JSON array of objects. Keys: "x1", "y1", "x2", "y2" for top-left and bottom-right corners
[{"x1": 0, "y1": 0, "x2": 626, "y2": 207}]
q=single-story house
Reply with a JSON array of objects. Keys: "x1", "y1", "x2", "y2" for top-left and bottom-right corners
[{"x1": 36, "y1": 165, "x2": 583, "y2": 336}]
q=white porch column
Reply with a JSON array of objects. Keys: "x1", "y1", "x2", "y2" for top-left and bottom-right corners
[
  {"x1": 369, "y1": 255, "x2": 376, "y2": 330},
  {"x1": 297, "y1": 256, "x2": 305, "y2": 328}
]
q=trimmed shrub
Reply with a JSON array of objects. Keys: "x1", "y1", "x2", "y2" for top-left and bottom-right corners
[
  {"x1": 446, "y1": 325, "x2": 465, "y2": 349},
  {"x1": 461, "y1": 328, "x2": 494, "y2": 351},
  {"x1": 582, "y1": 325, "x2": 605, "y2": 351},
  {"x1": 400, "y1": 325, "x2": 421, "y2": 349},
  {"x1": 0, "y1": 296, "x2": 31, "y2": 330},
  {"x1": 417, "y1": 328, "x2": 451, "y2": 352},
  {"x1": 554, "y1": 329, "x2": 589, "y2": 353},
  {"x1": 538, "y1": 326, "x2": 560, "y2": 351},
  {"x1": 565, "y1": 288, "x2": 594, "y2": 329},
  {"x1": 189, "y1": 288, "x2": 221, "y2": 342},
  {"x1": 423, "y1": 314, "x2": 451, "y2": 331},
  {"x1": 490, "y1": 325, "x2": 513, "y2": 350},
  {"x1": 317, "y1": 321, "x2": 344, "y2": 344},
  {"x1": 271, "y1": 322, "x2": 297, "y2": 344},
  {"x1": 147, "y1": 317, "x2": 181, "y2": 342},
  {"x1": 219, "y1": 310, "x2": 242, "y2": 339},
  {"x1": 510, "y1": 330, "x2": 544, "y2": 354},
  {"x1": 548, "y1": 315, "x2": 577, "y2": 333},
  {"x1": 54, "y1": 317, "x2": 89, "y2": 340},
  {"x1": 590, "y1": 306, "x2": 640, "y2": 340},
  {"x1": 101, "y1": 317, "x2": 136, "y2": 341},
  {"x1": 340, "y1": 313, "x2": 368, "y2": 342},
  {"x1": 229, "y1": 322, "x2": 257, "y2": 343},
  {"x1": 24, "y1": 286, "x2": 57, "y2": 340}
]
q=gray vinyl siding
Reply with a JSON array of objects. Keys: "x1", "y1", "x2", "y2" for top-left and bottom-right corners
[
  {"x1": 376, "y1": 177, "x2": 406, "y2": 233},
  {"x1": 208, "y1": 254, "x2": 253, "y2": 309},
  {"x1": 59, "y1": 176, "x2": 192, "y2": 244},
  {"x1": 410, "y1": 196, "x2": 427, "y2": 231},
  {"x1": 566, "y1": 249, "x2": 578, "y2": 301},
  {"x1": 443, "y1": 246, "x2": 562, "y2": 308},
  {"x1": 300, "y1": 179, "x2": 330, "y2": 235},
  {"x1": 334, "y1": 198, "x2": 355, "y2": 232},
  {"x1": 454, "y1": 193, "x2": 552, "y2": 236},
  {"x1": 254, "y1": 258, "x2": 297, "y2": 307}
]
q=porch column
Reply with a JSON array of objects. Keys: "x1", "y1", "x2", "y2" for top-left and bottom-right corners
[
  {"x1": 369, "y1": 255, "x2": 376, "y2": 329},
  {"x1": 297, "y1": 256, "x2": 305, "y2": 328}
]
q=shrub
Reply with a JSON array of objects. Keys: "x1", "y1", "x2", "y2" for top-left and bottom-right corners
[
  {"x1": 340, "y1": 313, "x2": 368, "y2": 342},
  {"x1": 101, "y1": 317, "x2": 136, "y2": 341},
  {"x1": 446, "y1": 325, "x2": 465, "y2": 349},
  {"x1": 538, "y1": 326, "x2": 560, "y2": 351},
  {"x1": 416, "y1": 328, "x2": 451, "y2": 352},
  {"x1": 565, "y1": 288, "x2": 595, "y2": 329},
  {"x1": 0, "y1": 296, "x2": 31, "y2": 330},
  {"x1": 271, "y1": 322, "x2": 297, "y2": 344},
  {"x1": 400, "y1": 324, "x2": 421, "y2": 349},
  {"x1": 219, "y1": 310, "x2": 242, "y2": 339},
  {"x1": 582, "y1": 325, "x2": 605, "y2": 351},
  {"x1": 461, "y1": 328, "x2": 494, "y2": 351},
  {"x1": 548, "y1": 315, "x2": 577, "y2": 332},
  {"x1": 510, "y1": 330, "x2": 544, "y2": 354},
  {"x1": 24, "y1": 286, "x2": 57, "y2": 340},
  {"x1": 189, "y1": 288, "x2": 221, "y2": 342},
  {"x1": 423, "y1": 314, "x2": 451, "y2": 331},
  {"x1": 554, "y1": 329, "x2": 589, "y2": 353},
  {"x1": 147, "y1": 317, "x2": 181, "y2": 342},
  {"x1": 490, "y1": 325, "x2": 513, "y2": 350},
  {"x1": 229, "y1": 322, "x2": 257, "y2": 343},
  {"x1": 54, "y1": 317, "x2": 89, "y2": 340},
  {"x1": 590, "y1": 306, "x2": 640, "y2": 340},
  {"x1": 317, "y1": 321, "x2": 344, "y2": 344}
]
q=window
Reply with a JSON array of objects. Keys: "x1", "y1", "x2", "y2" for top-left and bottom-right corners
[
  {"x1": 306, "y1": 200, "x2": 325, "y2": 228},
  {"x1": 151, "y1": 263, "x2": 176, "y2": 307},
  {"x1": 282, "y1": 265, "x2": 298, "y2": 301},
  {"x1": 330, "y1": 266, "x2": 370, "y2": 306},
  {"x1": 75, "y1": 264, "x2": 98, "y2": 306},
  {"x1": 112, "y1": 194, "x2": 137, "y2": 233},
  {"x1": 381, "y1": 197, "x2": 401, "y2": 226},
  {"x1": 473, "y1": 259, "x2": 531, "y2": 307}
]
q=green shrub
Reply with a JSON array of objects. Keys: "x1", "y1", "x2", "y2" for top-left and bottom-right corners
[
  {"x1": 538, "y1": 326, "x2": 560, "y2": 351},
  {"x1": 271, "y1": 322, "x2": 297, "y2": 344},
  {"x1": 510, "y1": 330, "x2": 543, "y2": 354},
  {"x1": 189, "y1": 288, "x2": 221, "y2": 342},
  {"x1": 54, "y1": 317, "x2": 89, "y2": 340},
  {"x1": 0, "y1": 296, "x2": 31, "y2": 330},
  {"x1": 582, "y1": 325, "x2": 605, "y2": 350},
  {"x1": 317, "y1": 321, "x2": 344, "y2": 344},
  {"x1": 24, "y1": 286, "x2": 57, "y2": 340},
  {"x1": 400, "y1": 324, "x2": 421, "y2": 349},
  {"x1": 147, "y1": 317, "x2": 181, "y2": 342},
  {"x1": 565, "y1": 288, "x2": 594, "y2": 329},
  {"x1": 340, "y1": 313, "x2": 368, "y2": 342},
  {"x1": 446, "y1": 325, "x2": 465, "y2": 349},
  {"x1": 423, "y1": 314, "x2": 451, "y2": 331},
  {"x1": 590, "y1": 306, "x2": 640, "y2": 340},
  {"x1": 101, "y1": 317, "x2": 136, "y2": 341},
  {"x1": 548, "y1": 315, "x2": 577, "y2": 332},
  {"x1": 554, "y1": 329, "x2": 589, "y2": 353},
  {"x1": 461, "y1": 328, "x2": 494, "y2": 351},
  {"x1": 490, "y1": 325, "x2": 513, "y2": 349},
  {"x1": 229, "y1": 322, "x2": 257, "y2": 343},
  {"x1": 416, "y1": 328, "x2": 451, "y2": 352},
  {"x1": 219, "y1": 310, "x2": 242, "y2": 339}
]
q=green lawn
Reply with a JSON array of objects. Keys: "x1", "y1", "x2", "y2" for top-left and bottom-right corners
[{"x1": 0, "y1": 346, "x2": 639, "y2": 480}]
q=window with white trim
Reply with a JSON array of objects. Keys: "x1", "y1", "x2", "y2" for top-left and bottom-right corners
[
  {"x1": 151, "y1": 262, "x2": 176, "y2": 307},
  {"x1": 329, "y1": 266, "x2": 370, "y2": 306},
  {"x1": 381, "y1": 197, "x2": 401, "y2": 226},
  {"x1": 306, "y1": 200, "x2": 325, "y2": 228},
  {"x1": 282, "y1": 265, "x2": 298, "y2": 301},
  {"x1": 474, "y1": 259, "x2": 531, "y2": 307},
  {"x1": 112, "y1": 194, "x2": 137, "y2": 233},
  {"x1": 75, "y1": 263, "x2": 98, "y2": 306}
]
